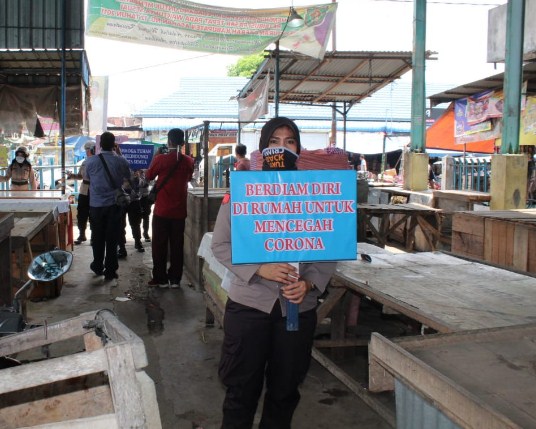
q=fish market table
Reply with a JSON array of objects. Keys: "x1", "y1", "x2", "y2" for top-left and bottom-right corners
[
  {"x1": 312, "y1": 246, "x2": 536, "y2": 426},
  {"x1": 358, "y1": 203, "x2": 442, "y2": 251},
  {"x1": 369, "y1": 324, "x2": 536, "y2": 429}
]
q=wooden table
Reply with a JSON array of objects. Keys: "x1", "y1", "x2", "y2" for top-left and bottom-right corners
[
  {"x1": 358, "y1": 203, "x2": 442, "y2": 251},
  {"x1": 369, "y1": 324, "x2": 536, "y2": 429},
  {"x1": 1, "y1": 211, "x2": 58, "y2": 304},
  {"x1": 432, "y1": 189, "x2": 491, "y2": 210},
  {"x1": 312, "y1": 246, "x2": 536, "y2": 426},
  {"x1": 0, "y1": 198, "x2": 73, "y2": 250},
  {"x1": 375, "y1": 186, "x2": 432, "y2": 203},
  {"x1": 333, "y1": 248, "x2": 536, "y2": 333},
  {"x1": 0, "y1": 190, "x2": 69, "y2": 199}
]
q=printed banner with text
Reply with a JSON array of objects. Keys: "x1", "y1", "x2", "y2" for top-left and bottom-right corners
[
  {"x1": 230, "y1": 170, "x2": 357, "y2": 264},
  {"x1": 119, "y1": 143, "x2": 155, "y2": 170},
  {"x1": 86, "y1": 1, "x2": 337, "y2": 59}
]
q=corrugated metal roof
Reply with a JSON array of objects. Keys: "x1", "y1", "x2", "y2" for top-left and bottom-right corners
[
  {"x1": 137, "y1": 77, "x2": 250, "y2": 119},
  {"x1": 0, "y1": 0, "x2": 88, "y2": 86},
  {"x1": 0, "y1": 0, "x2": 85, "y2": 50},
  {"x1": 0, "y1": 49, "x2": 90, "y2": 85},
  {"x1": 429, "y1": 62, "x2": 536, "y2": 106},
  {"x1": 239, "y1": 50, "x2": 437, "y2": 106},
  {"x1": 137, "y1": 77, "x2": 452, "y2": 130}
]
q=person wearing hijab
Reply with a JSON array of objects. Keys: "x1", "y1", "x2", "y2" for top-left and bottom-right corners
[
  {"x1": 0, "y1": 146, "x2": 38, "y2": 190},
  {"x1": 211, "y1": 117, "x2": 337, "y2": 429}
]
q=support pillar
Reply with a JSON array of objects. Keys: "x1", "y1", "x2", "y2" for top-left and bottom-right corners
[
  {"x1": 403, "y1": 152, "x2": 429, "y2": 191},
  {"x1": 490, "y1": 154, "x2": 527, "y2": 210}
]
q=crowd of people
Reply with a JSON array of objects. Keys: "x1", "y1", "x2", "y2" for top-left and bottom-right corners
[{"x1": 53, "y1": 128, "x2": 194, "y2": 287}]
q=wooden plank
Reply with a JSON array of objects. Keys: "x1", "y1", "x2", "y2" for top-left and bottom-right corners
[
  {"x1": 16, "y1": 414, "x2": 119, "y2": 429},
  {"x1": 529, "y1": 228, "x2": 536, "y2": 273},
  {"x1": 136, "y1": 371, "x2": 163, "y2": 429},
  {"x1": 433, "y1": 190, "x2": 491, "y2": 203},
  {"x1": 316, "y1": 286, "x2": 347, "y2": 324},
  {"x1": 369, "y1": 333, "x2": 524, "y2": 429},
  {"x1": 96, "y1": 310, "x2": 148, "y2": 369},
  {"x1": 203, "y1": 290, "x2": 225, "y2": 327},
  {"x1": 0, "y1": 214, "x2": 14, "y2": 240},
  {"x1": 452, "y1": 212, "x2": 484, "y2": 236},
  {"x1": 390, "y1": 323, "x2": 536, "y2": 350},
  {"x1": 313, "y1": 338, "x2": 369, "y2": 348},
  {"x1": 483, "y1": 217, "x2": 494, "y2": 263},
  {"x1": 0, "y1": 385, "x2": 113, "y2": 428},
  {"x1": 0, "y1": 349, "x2": 108, "y2": 395},
  {"x1": 0, "y1": 311, "x2": 98, "y2": 356},
  {"x1": 331, "y1": 274, "x2": 457, "y2": 333},
  {"x1": 368, "y1": 356, "x2": 395, "y2": 393},
  {"x1": 105, "y1": 344, "x2": 146, "y2": 429},
  {"x1": 513, "y1": 224, "x2": 529, "y2": 271},
  {"x1": 311, "y1": 347, "x2": 396, "y2": 428},
  {"x1": 451, "y1": 231, "x2": 484, "y2": 259}
]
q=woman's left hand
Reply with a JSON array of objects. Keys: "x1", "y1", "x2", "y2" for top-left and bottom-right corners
[{"x1": 281, "y1": 278, "x2": 311, "y2": 304}]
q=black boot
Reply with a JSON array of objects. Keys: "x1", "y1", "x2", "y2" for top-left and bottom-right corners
[
  {"x1": 117, "y1": 246, "x2": 128, "y2": 259},
  {"x1": 143, "y1": 232, "x2": 151, "y2": 242},
  {"x1": 74, "y1": 234, "x2": 87, "y2": 245},
  {"x1": 135, "y1": 240, "x2": 145, "y2": 253}
]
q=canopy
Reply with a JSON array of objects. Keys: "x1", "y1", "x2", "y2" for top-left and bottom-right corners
[
  {"x1": 425, "y1": 105, "x2": 495, "y2": 154},
  {"x1": 239, "y1": 50, "x2": 437, "y2": 107}
]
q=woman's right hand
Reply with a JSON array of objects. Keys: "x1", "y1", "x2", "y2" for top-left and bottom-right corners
[{"x1": 256, "y1": 263, "x2": 298, "y2": 285}]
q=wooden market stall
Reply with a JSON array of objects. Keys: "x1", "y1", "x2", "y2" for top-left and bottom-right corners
[
  {"x1": 369, "y1": 324, "x2": 536, "y2": 429},
  {"x1": 451, "y1": 209, "x2": 536, "y2": 274},
  {"x1": 0, "y1": 191, "x2": 73, "y2": 301}
]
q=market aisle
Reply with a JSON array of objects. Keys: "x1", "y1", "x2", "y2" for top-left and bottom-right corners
[{"x1": 25, "y1": 231, "x2": 391, "y2": 429}]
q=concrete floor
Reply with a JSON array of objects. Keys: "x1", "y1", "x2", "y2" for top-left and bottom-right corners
[{"x1": 25, "y1": 233, "x2": 393, "y2": 429}]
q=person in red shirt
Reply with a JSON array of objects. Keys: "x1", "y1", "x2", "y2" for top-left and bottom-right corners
[
  {"x1": 234, "y1": 144, "x2": 250, "y2": 171},
  {"x1": 145, "y1": 128, "x2": 194, "y2": 288}
]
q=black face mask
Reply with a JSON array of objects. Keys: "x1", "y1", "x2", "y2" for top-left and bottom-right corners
[{"x1": 262, "y1": 147, "x2": 299, "y2": 171}]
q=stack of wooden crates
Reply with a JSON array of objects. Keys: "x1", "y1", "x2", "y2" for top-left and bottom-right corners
[{"x1": 451, "y1": 209, "x2": 536, "y2": 274}]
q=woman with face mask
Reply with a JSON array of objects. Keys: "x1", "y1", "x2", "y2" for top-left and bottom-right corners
[
  {"x1": 0, "y1": 146, "x2": 38, "y2": 191},
  {"x1": 211, "y1": 117, "x2": 337, "y2": 429}
]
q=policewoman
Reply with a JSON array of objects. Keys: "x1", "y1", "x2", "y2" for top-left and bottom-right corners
[
  {"x1": 211, "y1": 117, "x2": 337, "y2": 429},
  {"x1": 0, "y1": 146, "x2": 38, "y2": 190}
]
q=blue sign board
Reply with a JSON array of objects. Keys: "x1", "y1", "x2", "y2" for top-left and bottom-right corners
[
  {"x1": 120, "y1": 144, "x2": 155, "y2": 170},
  {"x1": 230, "y1": 170, "x2": 357, "y2": 264}
]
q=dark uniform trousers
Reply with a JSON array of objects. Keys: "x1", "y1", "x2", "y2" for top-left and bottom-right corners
[
  {"x1": 77, "y1": 193, "x2": 90, "y2": 238},
  {"x1": 119, "y1": 199, "x2": 143, "y2": 246},
  {"x1": 219, "y1": 299, "x2": 316, "y2": 429},
  {"x1": 89, "y1": 204, "x2": 122, "y2": 274},
  {"x1": 140, "y1": 195, "x2": 152, "y2": 237}
]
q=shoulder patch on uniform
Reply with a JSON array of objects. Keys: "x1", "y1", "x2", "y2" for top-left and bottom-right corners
[{"x1": 222, "y1": 193, "x2": 231, "y2": 205}]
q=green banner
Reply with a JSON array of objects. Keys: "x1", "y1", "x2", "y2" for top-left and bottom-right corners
[{"x1": 86, "y1": 0, "x2": 337, "y2": 59}]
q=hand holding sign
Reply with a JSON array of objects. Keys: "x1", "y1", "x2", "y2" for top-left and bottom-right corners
[{"x1": 256, "y1": 262, "x2": 298, "y2": 285}]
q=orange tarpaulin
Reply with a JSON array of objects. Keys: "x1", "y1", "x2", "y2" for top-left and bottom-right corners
[{"x1": 426, "y1": 105, "x2": 495, "y2": 154}]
